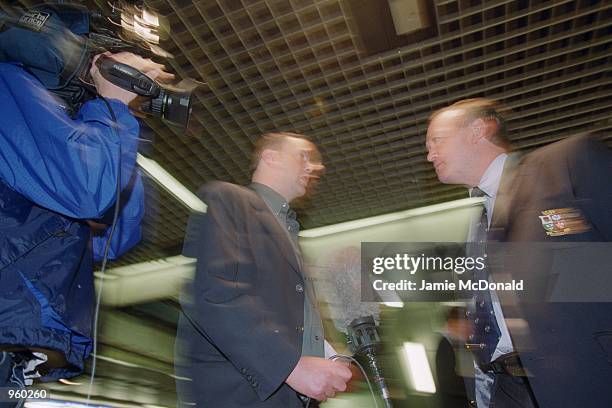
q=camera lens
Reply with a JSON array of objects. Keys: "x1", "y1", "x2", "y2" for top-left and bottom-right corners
[
  {"x1": 161, "y1": 88, "x2": 192, "y2": 129},
  {"x1": 142, "y1": 87, "x2": 192, "y2": 129}
]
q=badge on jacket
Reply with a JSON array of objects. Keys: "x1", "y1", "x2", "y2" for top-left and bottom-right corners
[{"x1": 539, "y1": 208, "x2": 590, "y2": 236}]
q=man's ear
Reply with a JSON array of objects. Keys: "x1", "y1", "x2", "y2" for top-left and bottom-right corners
[
  {"x1": 260, "y1": 148, "x2": 279, "y2": 166},
  {"x1": 471, "y1": 117, "x2": 500, "y2": 146},
  {"x1": 470, "y1": 118, "x2": 487, "y2": 143}
]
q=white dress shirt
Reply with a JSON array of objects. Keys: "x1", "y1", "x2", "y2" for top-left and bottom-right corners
[{"x1": 470, "y1": 153, "x2": 515, "y2": 407}]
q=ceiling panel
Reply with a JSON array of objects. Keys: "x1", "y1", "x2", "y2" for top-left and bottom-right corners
[{"x1": 3, "y1": 0, "x2": 610, "y2": 266}]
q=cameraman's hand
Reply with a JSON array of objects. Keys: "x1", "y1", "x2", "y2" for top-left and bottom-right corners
[
  {"x1": 286, "y1": 356, "x2": 352, "y2": 402},
  {"x1": 90, "y1": 52, "x2": 174, "y2": 105}
]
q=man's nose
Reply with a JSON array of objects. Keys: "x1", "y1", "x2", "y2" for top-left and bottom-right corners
[
  {"x1": 426, "y1": 148, "x2": 437, "y2": 162},
  {"x1": 305, "y1": 161, "x2": 325, "y2": 175}
]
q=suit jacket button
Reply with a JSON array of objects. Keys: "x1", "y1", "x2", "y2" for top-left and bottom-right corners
[
  {"x1": 295, "y1": 284, "x2": 303, "y2": 293},
  {"x1": 296, "y1": 325, "x2": 304, "y2": 332}
]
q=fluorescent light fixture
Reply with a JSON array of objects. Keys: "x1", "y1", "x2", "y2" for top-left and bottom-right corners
[
  {"x1": 133, "y1": 20, "x2": 159, "y2": 43},
  {"x1": 92, "y1": 353, "x2": 138, "y2": 368},
  {"x1": 103, "y1": 254, "x2": 194, "y2": 277},
  {"x1": 299, "y1": 197, "x2": 485, "y2": 238},
  {"x1": 377, "y1": 286, "x2": 404, "y2": 308},
  {"x1": 58, "y1": 379, "x2": 82, "y2": 386},
  {"x1": 402, "y1": 342, "x2": 436, "y2": 394},
  {"x1": 25, "y1": 402, "x2": 109, "y2": 408},
  {"x1": 136, "y1": 153, "x2": 207, "y2": 213},
  {"x1": 92, "y1": 272, "x2": 118, "y2": 280},
  {"x1": 92, "y1": 353, "x2": 191, "y2": 381},
  {"x1": 383, "y1": 301, "x2": 404, "y2": 308},
  {"x1": 142, "y1": 9, "x2": 160, "y2": 27},
  {"x1": 120, "y1": 7, "x2": 160, "y2": 44}
]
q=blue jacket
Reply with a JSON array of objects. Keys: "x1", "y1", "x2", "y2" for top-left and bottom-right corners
[{"x1": 0, "y1": 63, "x2": 144, "y2": 380}]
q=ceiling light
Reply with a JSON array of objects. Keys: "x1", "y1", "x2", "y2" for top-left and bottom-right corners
[
  {"x1": 136, "y1": 153, "x2": 207, "y2": 213},
  {"x1": 300, "y1": 197, "x2": 484, "y2": 238},
  {"x1": 401, "y1": 341, "x2": 436, "y2": 394},
  {"x1": 58, "y1": 379, "x2": 82, "y2": 386},
  {"x1": 383, "y1": 301, "x2": 404, "y2": 308}
]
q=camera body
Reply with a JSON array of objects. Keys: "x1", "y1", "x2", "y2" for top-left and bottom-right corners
[{"x1": 0, "y1": 2, "x2": 192, "y2": 128}]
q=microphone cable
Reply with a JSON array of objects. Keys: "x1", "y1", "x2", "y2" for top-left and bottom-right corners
[
  {"x1": 86, "y1": 96, "x2": 122, "y2": 406},
  {"x1": 304, "y1": 354, "x2": 380, "y2": 408}
]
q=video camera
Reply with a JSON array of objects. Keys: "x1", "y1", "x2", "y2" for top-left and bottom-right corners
[{"x1": 0, "y1": 1, "x2": 193, "y2": 128}]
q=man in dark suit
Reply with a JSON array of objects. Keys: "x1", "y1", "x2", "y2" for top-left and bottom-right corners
[
  {"x1": 175, "y1": 132, "x2": 352, "y2": 407},
  {"x1": 426, "y1": 99, "x2": 612, "y2": 407}
]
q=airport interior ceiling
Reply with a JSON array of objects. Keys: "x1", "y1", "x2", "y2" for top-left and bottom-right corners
[
  {"x1": 92, "y1": 0, "x2": 611, "y2": 267},
  {"x1": 2, "y1": 1, "x2": 609, "y2": 266},
  {"x1": 1, "y1": 0, "x2": 611, "y2": 406}
]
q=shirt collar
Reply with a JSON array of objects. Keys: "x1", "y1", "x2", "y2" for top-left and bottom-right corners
[
  {"x1": 474, "y1": 153, "x2": 507, "y2": 199},
  {"x1": 249, "y1": 182, "x2": 292, "y2": 218}
]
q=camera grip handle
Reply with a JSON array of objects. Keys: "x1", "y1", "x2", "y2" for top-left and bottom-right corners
[{"x1": 96, "y1": 55, "x2": 160, "y2": 98}]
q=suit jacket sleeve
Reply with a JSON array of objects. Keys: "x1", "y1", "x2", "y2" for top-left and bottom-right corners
[
  {"x1": 565, "y1": 134, "x2": 612, "y2": 240},
  {"x1": 509, "y1": 134, "x2": 612, "y2": 242},
  {"x1": 183, "y1": 181, "x2": 302, "y2": 401}
]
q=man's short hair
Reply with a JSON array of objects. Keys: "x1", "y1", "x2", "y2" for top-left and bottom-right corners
[
  {"x1": 250, "y1": 132, "x2": 310, "y2": 171},
  {"x1": 429, "y1": 98, "x2": 511, "y2": 148}
]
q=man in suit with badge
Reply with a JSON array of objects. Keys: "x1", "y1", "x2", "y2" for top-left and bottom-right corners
[
  {"x1": 175, "y1": 132, "x2": 352, "y2": 407},
  {"x1": 426, "y1": 98, "x2": 612, "y2": 407}
]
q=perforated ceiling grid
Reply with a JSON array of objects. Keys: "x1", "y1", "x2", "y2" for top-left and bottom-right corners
[{"x1": 3, "y1": 0, "x2": 610, "y2": 265}]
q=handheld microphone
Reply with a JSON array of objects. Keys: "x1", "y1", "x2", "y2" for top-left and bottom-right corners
[
  {"x1": 347, "y1": 316, "x2": 393, "y2": 408},
  {"x1": 322, "y1": 247, "x2": 392, "y2": 407}
]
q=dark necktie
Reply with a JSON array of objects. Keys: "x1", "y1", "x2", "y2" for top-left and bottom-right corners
[
  {"x1": 286, "y1": 208, "x2": 300, "y2": 245},
  {"x1": 466, "y1": 188, "x2": 501, "y2": 364},
  {"x1": 285, "y1": 208, "x2": 303, "y2": 268}
]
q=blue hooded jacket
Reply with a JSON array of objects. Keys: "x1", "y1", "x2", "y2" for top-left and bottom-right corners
[{"x1": 0, "y1": 62, "x2": 144, "y2": 380}]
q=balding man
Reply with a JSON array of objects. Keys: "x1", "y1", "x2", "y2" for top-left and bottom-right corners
[
  {"x1": 176, "y1": 132, "x2": 352, "y2": 407},
  {"x1": 426, "y1": 99, "x2": 612, "y2": 407}
]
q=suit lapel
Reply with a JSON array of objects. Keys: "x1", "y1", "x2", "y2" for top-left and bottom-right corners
[
  {"x1": 249, "y1": 195, "x2": 302, "y2": 276},
  {"x1": 489, "y1": 152, "x2": 522, "y2": 242}
]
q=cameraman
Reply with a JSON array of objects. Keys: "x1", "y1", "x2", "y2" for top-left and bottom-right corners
[{"x1": 0, "y1": 51, "x2": 169, "y2": 393}]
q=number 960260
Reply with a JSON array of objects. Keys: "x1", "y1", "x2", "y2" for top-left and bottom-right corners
[{"x1": 6, "y1": 388, "x2": 48, "y2": 400}]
